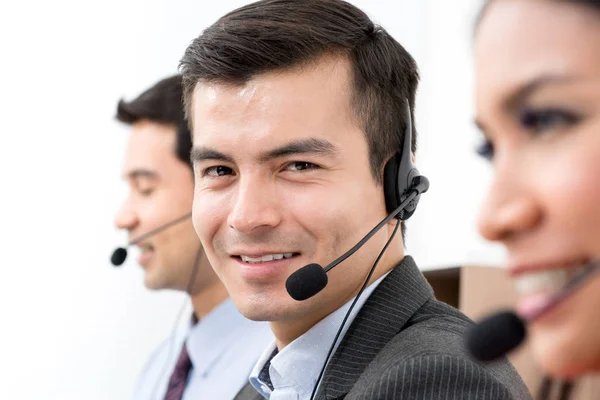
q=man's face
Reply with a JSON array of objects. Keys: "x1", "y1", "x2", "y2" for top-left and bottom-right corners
[
  {"x1": 190, "y1": 57, "x2": 399, "y2": 325},
  {"x1": 115, "y1": 121, "x2": 215, "y2": 292}
]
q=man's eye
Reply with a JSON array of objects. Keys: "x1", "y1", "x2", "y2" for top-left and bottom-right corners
[
  {"x1": 519, "y1": 108, "x2": 581, "y2": 134},
  {"x1": 134, "y1": 183, "x2": 155, "y2": 196},
  {"x1": 203, "y1": 165, "x2": 234, "y2": 177},
  {"x1": 139, "y1": 188, "x2": 155, "y2": 196},
  {"x1": 285, "y1": 161, "x2": 319, "y2": 171}
]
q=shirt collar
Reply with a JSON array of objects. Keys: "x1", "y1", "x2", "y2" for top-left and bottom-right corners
[
  {"x1": 249, "y1": 271, "x2": 389, "y2": 399},
  {"x1": 251, "y1": 343, "x2": 279, "y2": 397}
]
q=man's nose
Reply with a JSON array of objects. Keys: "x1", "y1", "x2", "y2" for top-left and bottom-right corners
[{"x1": 227, "y1": 176, "x2": 282, "y2": 234}]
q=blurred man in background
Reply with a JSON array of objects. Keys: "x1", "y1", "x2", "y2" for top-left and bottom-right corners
[{"x1": 114, "y1": 74, "x2": 272, "y2": 399}]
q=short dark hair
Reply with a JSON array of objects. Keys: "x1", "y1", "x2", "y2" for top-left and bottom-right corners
[
  {"x1": 116, "y1": 75, "x2": 192, "y2": 170},
  {"x1": 179, "y1": 0, "x2": 419, "y2": 184}
]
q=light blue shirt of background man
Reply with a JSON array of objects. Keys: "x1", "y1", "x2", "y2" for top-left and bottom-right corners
[{"x1": 135, "y1": 299, "x2": 271, "y2": 399}]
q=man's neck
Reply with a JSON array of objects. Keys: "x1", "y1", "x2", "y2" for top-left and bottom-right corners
[
  {"x1": 190, "y1": 281, "x2": 230, "y2": 320},
  {"x1": 270, "y1": 251, "x2": 404, "y2": 349}
]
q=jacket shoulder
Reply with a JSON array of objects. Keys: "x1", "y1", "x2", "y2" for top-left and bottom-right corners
[{"x1": 346, "y1": 299, "x2": 532, "y2": 400}]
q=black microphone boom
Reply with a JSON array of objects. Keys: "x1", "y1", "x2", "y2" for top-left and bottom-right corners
[
  {"x1": 110, "y1": 212, "x2": 193, "y2": 267},
  {"x1": 285, "y1": 176, "x2": 429, "y2": 301}
]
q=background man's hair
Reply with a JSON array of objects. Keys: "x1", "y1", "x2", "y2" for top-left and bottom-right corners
[
  {"x1": 180, "y1": 0, "x2": 420, "y2": 240},
  {"x1": 116, "y1": 75, "x2": 192, "y2": 170}
]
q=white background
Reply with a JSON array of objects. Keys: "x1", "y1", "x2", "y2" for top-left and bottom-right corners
[{"x1": 0, "y1": 0, "x2": 502, "y2": 399}]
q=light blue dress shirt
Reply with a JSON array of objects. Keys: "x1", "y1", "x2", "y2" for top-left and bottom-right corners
[
  {"x1": 249, "y1": 272, "x2": 389, "y2": 400},
  {"x1": 133, "y1": 298, "x2": 273, "y2": 400}
]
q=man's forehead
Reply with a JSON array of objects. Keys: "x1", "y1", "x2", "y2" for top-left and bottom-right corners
[
  {"x1": 121, "y1": 139, "x2": 169, "y2": 181},
  {"x1": 190, "y1": 56, "x2": 353, "y2": 121},
  {"x1": 190, "y1": 81, "x2": 261, "y2": 131},
  {"x1": 129, "y1": 120, "x2": 177, "y2": 144}
]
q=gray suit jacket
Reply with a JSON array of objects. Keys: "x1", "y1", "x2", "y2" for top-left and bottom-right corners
[{"x1": 235, "y1": 256, "x2": 531, "y2": 400}]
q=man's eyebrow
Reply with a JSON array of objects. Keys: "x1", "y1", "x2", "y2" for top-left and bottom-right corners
[
  {"x1": 259, "y1": 138, "x2": 338, "y2": 162},
  {"x1": 190, "y1": 138, "x2": 338, "y2": 165},
  {"x1": 125, "y1": 169, "x2": 158, "y2": 180},
  {"x1": 190, "y1": 147, "x2": 235, "y2": 164}
]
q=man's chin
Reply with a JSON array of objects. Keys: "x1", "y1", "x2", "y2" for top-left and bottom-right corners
[
  {"x1": 231, "y1": 291, "x2": 308, "y2": 322},
  {"x1": 143, "y1": 277, "x2": 163, "y2": 291},
  {"x1": 143, "y1": 271, "x2": 170, "y2": 291}
]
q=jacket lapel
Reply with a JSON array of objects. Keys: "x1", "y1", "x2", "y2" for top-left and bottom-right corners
[{"x1": 316, "y1": 256, "x2": 434, "y2": 399}]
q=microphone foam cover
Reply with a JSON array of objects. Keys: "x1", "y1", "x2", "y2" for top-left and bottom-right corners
[
  {"x1": 286, "y1": 263, "x2": 328, "y2": 301},
  {"x1": 465, "y1": 311, "x2": 526, "y2": 362},
  {"x1": 111, "y1": 247, "x2": 128, "y2": 266}
]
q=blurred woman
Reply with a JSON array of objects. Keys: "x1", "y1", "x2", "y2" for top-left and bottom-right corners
[{"x1": 474, "y1": 0, "x2": 600, "y2": 388}]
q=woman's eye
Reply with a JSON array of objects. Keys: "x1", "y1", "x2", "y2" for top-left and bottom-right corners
[
  {"x1": 203, "y1": 165, "x2": 233, "y2": 177},
  {"x1": 475, "y1": 139, "x2": 494, "y2": 161},
  {"x1": 519, "y1": 108, "x2": 581, "y2": 134}
]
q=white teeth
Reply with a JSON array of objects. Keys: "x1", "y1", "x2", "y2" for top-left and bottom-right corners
[
  {"x1": 240, "y1": 253, "x2": 294, "y2": 263},
  {"x1": 514, "y1": 266, "x2": 585, "y2": 296}
]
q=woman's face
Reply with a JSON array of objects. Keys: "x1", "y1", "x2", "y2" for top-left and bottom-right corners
[{"x1": 475, "y1": 0, "x2": 600, "y2": 379}]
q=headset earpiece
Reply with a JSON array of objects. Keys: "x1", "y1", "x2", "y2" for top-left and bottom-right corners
[
  {"x1": 383, "y1": 101, "x2": 424, "y2": 220},
  {"x1": 383, "y1": 153, "x2": 401, "y2": 214}
]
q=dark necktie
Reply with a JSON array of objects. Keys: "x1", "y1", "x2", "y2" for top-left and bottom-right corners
[
  {"x1": 258, "y1": 348, "x2": 279, "y2": 392},
  {"x1": 164, "y1": 314, "x2": 198, "y2": 400}
]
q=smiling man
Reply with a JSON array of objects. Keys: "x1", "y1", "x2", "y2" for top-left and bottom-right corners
[
  {"x1": 114, "y1": 75, "x2": 272, "y2": 400},
  {"x1": 180, "y1": 1, "x2": 530, "y2": 399}
]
